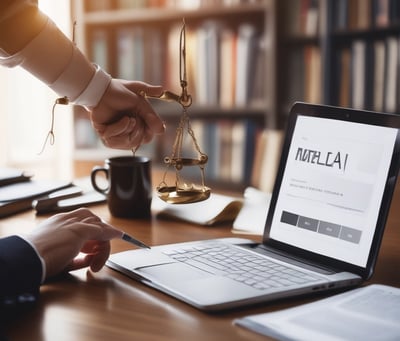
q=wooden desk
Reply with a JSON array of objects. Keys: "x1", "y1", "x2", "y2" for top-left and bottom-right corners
[{"x1": 2, "y1": 182, "x2": 400, "y2": 341}]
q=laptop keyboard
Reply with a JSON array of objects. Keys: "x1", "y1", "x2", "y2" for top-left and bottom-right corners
[{"x1": 163, "y1": 242, "x2": 321, "y2": 290}]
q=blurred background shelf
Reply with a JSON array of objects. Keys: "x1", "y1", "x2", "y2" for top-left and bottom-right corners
[{"x1": 71, "y1": 0, "x2": 400, "y2": 192}]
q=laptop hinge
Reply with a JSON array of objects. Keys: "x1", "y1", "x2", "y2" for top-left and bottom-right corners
[{"x1": 241, "y1": 244, "x2": 338, "y2": 275}]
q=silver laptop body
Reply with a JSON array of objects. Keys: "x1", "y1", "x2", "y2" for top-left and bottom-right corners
[{"x1": 107, "y1": 102, "x2": 400, "y2": 311}]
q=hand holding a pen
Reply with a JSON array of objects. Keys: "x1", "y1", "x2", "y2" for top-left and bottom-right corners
[{"x1": 24, "y1": 208, "x2": 149, "y2": 280}]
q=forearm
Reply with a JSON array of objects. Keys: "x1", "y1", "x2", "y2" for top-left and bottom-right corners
[{"x1": 0, "y1": 1, "x2": 110, "y2": 106}]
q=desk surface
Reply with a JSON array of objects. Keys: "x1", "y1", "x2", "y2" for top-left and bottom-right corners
[{"x1": 2, "y1": 182, "x2": 400, "y2": 341}]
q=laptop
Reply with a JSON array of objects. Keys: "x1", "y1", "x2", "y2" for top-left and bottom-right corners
[{"x1": 107, "y1": 102, "x2": 400, "y2": 311}]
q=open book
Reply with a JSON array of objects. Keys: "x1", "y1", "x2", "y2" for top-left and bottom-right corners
[
  {"x1": 151, "y1": 187, "x2": 272, "y2": 228},
  {"x1": 152, "y1": 192, "x2": 243, "y2": 226},
  {"x1": 234, "y1": 284, "x2": 400, "y2": 341}
]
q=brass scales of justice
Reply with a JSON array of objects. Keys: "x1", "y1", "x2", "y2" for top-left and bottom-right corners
[{"x1": 141, "y1": 20, "x2": 210, "y2": 204}]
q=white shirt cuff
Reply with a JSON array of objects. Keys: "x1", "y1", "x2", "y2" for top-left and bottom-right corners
[{"x1": 71, "y1": 64, "x2": 112, "y2": 107}]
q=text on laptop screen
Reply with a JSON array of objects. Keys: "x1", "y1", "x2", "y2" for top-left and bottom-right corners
[{"x1": 270, "y1": 115, "x2": 398, "y2": 267}]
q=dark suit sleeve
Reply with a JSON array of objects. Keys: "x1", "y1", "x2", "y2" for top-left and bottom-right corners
[{"x1": 0, "y1": 235, "x2": 43, "y2": 321}]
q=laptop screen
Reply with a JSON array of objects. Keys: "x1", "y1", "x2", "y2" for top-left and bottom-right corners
[{"x1": 265, "y1": 103, "x2": 400, "y2": 274}]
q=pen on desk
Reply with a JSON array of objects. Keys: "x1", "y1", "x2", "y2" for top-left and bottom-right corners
[{"x1": 121, "y1": 232, "x2": 151, "y2": 249}]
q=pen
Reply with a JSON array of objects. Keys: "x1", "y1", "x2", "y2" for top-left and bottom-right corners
[{"x1": 121, "y1": 232, "x2": 151, "y2": 249}]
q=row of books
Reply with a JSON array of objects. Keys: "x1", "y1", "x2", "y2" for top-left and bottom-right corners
[
  {"x1": 85, "y1": 0, "x2": 264, "y2": 12},
  {"x1": 283, "y1": 35, "x2": 400, "y2": 114},
  {"x1": 177, "y1": 125, "x2": 284, "y2": 192},
  {"x1": 188, "y1": 21, "x2": 266, "y2": 108},
  {"x1": 333, "y1": 0, "x2": 400, "y2": 31},
  {"x1": 158, "y1": 119, "x2": 263, "y2": 186},
  {"x1": 85, "y1": 0, "x2": 164, "y2": 11},
  {"x1": 285, "y1": 0, "x2": 400, "y2": 37},
  {"x1": 91, "y1": 21, "x2": 267, "y2": 108},
  {"x1": 73, "y1": 114, "x2": 268, "y2": 186},
  {"x1": 335, "y1": 36, "x2": 400, "y2": 113}
]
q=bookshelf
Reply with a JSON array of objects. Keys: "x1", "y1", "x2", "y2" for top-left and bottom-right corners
[
  {"x1": 277, "y1": 0, "x2": 400, "y2": 124},
  {"x1": 327, "y1": 0, "x2": 400, "y2": 113},
  {"x1": 71, "y1": 0, "x2": 277, "y2": 191},
  {"x1": 71, "y1": 0, "x2": 400, "y2": 192}
]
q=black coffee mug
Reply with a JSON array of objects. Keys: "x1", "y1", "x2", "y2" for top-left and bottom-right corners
[{"x1": 91, "y1": 156, "x2": 152, "y2": 218}]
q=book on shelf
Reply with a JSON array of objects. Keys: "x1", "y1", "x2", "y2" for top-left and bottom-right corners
[
  {"x1": 356, "y1": 0, "x2": 372, "y2": 29},
  {"x1": 303, "y1": 0, "x2": 319, "y2": 36},
  {"x1": 90, "y1": 29, "x2": 109, "y2": 71},
  {"x1": 251, "y1": 129, "x2": 284, "y2": 194},
  {"x1": 230, "y1": 120, "x2": 247, "y2": 183},
  {"x1": 373, "y1": 39, "x2": 386, "y2": 112},
  {"x1": 235, "y1": 23, "x2": 258, "y2": 107},
  {"x1": 117, "y1": 0, "x2": 147, "y2": 9},
  {"x1": 186, "y1": 27, "x2": 199, "y2": 101},
  {"x1": 230, "y1": 120, "x2": 260, "y2": 184},
  {"x1": 284, "y1": 44, "x2": 321, "y2": 107},
  {"x1": 347, "y1": 0, "x2": 371, "y2": 30},
  {"x1": 116, "y1": 26, "x2": 145, "y2": 81},
  {"x1": 333, "y1": 0, "x2": 349, "y2": 30},
  {"x1": 258, "y1": 129, "x2": 283, "y2": 193},
  {"x1": 384, "y1": 36, "x2": 399, "y2": 113},
  {"x1": 242, "y1": 121, "x2": 260, "y2": 184},
  {"x1": 143, "y1": 28, "x2": 166, "y2": 85},
  {"x1": 285, "y1": 0, "x2": 320, "y2": 36},
  {"x1": 364, "y1": 41, "x2": 375, "y2": 110},
  {"x1": 286, "y1": 47, "x2": 305, "y2": 107},
  {"x1": 304, "y1": 45, "x2": 321, "y2": 104},
  {"x1": 165, "y1": 23, "x2": 182, "y2": 96},
  {"x1": 219, "y1": 27, "x2": 237, "y2": 108},
  {"x1": 338, "y1": 47, "x2": 351, "y2": 108},
  {"x1": 188, "y1": 119, "x2": 260, "y2": 185},
  {"x1": 250, "y1": 32, "x2": 267, "y2": 108},
  {"x1": 196, "y1": 20, "x2": 220, "y2": 106},
  {"x1": 351, "y1": 40, "x2": 366, "y2": 110},
  {"x1": 218, "y1": 120, "x2": 233, "y2": 181},
  {"x1": 374, "y1": 0, "x2": 391, "y2": 27},
  {"x1": 85, "y1": 0, "x2": 113, "y2": 12}
]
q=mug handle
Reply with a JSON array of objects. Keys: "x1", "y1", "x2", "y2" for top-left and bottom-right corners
[{"x1": 90, "y1": 166, "x2": 109, "y2": 195}]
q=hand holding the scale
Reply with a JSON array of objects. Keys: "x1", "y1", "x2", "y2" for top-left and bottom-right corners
[{"x1": 90, "y1": 80, "x2": 166, "y2": 150}]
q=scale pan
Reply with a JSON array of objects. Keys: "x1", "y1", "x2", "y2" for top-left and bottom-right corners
[{"x1": 157, "y1": 186, "x2": 210, "y2": 204}]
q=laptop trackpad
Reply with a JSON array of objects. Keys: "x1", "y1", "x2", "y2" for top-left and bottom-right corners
[{"x1": 137, "y1": 262, "x2": 212, "y2": 282}]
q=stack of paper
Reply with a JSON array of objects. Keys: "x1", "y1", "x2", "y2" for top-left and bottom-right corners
[{"x1": 234, "y1": 284, "x2": 400, "y2": 341}]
